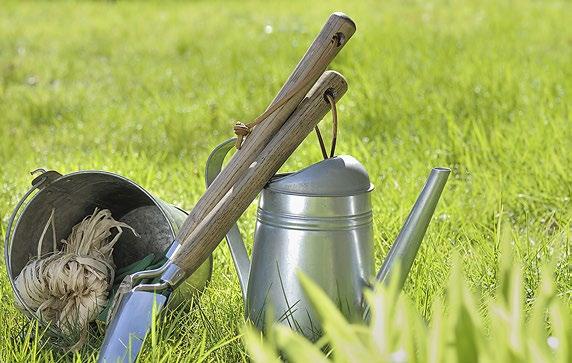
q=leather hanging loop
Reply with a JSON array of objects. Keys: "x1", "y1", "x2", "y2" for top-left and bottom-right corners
[
  {"x1": 314, "y1": 91, "x2": 339, "y2": 159},
  {"x1": 232, "y1": 34, "x2": 341, "y2": 150}
]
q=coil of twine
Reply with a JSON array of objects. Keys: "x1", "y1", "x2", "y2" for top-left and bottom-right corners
[{"x1": 14, "y1": 208, "x2": 138, "y2": 349}]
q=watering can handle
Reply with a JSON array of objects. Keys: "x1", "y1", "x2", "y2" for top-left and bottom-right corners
[{"x1": 205, "y1": 138, "x2": 251, "y2": 303}]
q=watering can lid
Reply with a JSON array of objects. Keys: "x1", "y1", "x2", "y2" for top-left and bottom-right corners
[{"x1": 267, "y1": 155, "x2": 373, "y2": 196}]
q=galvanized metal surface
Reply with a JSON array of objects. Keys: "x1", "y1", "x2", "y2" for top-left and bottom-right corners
[
  {"x1": 375, "y1": 167, "x2": 451, "y2": 287},
  {"x1": 248, "y1": 156, "x2": 374, "y2": 337},
  {"x1": 4, "y1": 170, "x2": 212, "y2": 319},
  {"x1": 267, "y1": 154, "x2": 373, "y2": 196}
]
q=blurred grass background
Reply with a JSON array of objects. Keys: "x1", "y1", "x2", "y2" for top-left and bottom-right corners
[{"x1": 0, "y1": 0, "x2": 570, "y2": 361}]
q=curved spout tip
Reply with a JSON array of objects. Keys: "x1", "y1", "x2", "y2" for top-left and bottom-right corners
[{"x1": 375, "y1": 167, "x2": 450, "y2": 289}]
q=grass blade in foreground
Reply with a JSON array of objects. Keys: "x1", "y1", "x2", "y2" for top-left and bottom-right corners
[{"x1": 244, "y1": 249, "x2": 571, "y2": 363}]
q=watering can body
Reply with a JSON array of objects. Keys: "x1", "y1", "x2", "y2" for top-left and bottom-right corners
[
  {"x1": 206, "y1": 138, "x2": 449, "y2": 338},
  {"x1": 247, "y1": 157, "x2": 374, "y2": 334}
]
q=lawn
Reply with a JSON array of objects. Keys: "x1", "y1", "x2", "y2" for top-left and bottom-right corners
[{"x1": 0, "y1": 0, "x2": 570, "y2": 361}]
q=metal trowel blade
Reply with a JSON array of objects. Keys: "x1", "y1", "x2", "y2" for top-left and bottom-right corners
[{"x1": 98, "y1": 290, "x2": 169, "y2": 363}]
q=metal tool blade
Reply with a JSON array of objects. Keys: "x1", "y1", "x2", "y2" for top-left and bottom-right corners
[{"x1": 98, "y1": 291, "x2": 169, "y2": 363}]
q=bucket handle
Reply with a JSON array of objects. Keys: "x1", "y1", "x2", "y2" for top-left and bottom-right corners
[
  {"x1": 4, "y1": 168, "x2": 83, "y2": 346},
  {"x1": 4, "y1": 169, "x2": 61, "y2": 312},
  {"x1": 205, "y1": 138, "x2": 251, "y2": 304}
]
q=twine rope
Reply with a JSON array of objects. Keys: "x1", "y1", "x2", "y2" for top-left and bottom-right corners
[{"x1": 14, "y1": 208, "x2": 137, "y2": 349}]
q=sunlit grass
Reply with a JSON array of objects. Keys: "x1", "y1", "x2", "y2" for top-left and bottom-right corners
[
  {"x1": 244, "y1": 237, "x2": 571, "y2": 362},
  {"x1": 0, "y1": 0, "x2": 570, "y2": 361}
]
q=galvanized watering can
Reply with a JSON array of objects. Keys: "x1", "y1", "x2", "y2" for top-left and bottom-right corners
[{"x1": 206, "y1": 138, "x2": 450, "y2": 338}]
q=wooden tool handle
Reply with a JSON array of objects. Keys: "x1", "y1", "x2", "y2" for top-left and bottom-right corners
[
  {"x1": 176, "y1": 13, "x2": 356, "y2": 242},
  {"x1": 172, "y1": 71, "x2": 348, "y2": 273}
]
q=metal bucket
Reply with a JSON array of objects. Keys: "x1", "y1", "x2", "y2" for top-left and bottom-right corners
[{"x1": 4, "y1": 169, "x2": 212, "y2": 320}]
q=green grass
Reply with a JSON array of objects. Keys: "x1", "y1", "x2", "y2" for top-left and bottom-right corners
[
  {"x1": 245, "y1": 246, "x2": 571, "y2": 362},
  {"x1": 0, "y1": 0, "x2": 570, "y2": 361}
]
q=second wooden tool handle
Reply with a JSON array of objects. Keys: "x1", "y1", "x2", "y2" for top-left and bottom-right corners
[
  {"x1": 172, "y1": 71, "x2": 348, "y2": 273},
  {"x1": 176, "y1": 13, "x2": 356, "y2": 243}
]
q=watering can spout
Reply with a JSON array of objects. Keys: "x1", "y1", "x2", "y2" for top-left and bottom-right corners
[{"x1": 375, "y1": 167, "x2": 450, "y2": 289}]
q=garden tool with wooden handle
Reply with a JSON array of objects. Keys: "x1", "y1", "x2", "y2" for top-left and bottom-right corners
[
  {"x1": 98, "y1": 70, "x2": 349, "y2": 363},
  {"x1": 177, "y1": 12, "x2": 355, "y2": 248},
  {"x1": 98, "y1": 12, "x2": 355, "y2": 362}
]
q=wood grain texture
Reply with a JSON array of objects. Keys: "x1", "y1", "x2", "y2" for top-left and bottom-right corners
[
  {"x1": 176, "y1": 13, "x2": 356, "y2": 243},
  {"x1": 172, "y1": 71, "x2": 348, "y2": 274}
]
